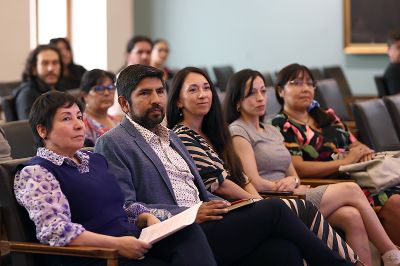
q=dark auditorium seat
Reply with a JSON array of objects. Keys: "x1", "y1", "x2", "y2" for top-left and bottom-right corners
[
  {"x1": 262, "y1": 72, "x2": 274, "y2": 87},
  {"x1": 352, "y1": 99, "x2": 400, "y2": 151},
  {"x1": 1, "y1": 96, "x2": 18, "y2": 122},
  {"x1": 309, "y1": 68, "x2": 325, "y2": 81},
  {"x1": 265, "y1": 87, "x2": 281, "y2": 121},
  {"x1": 213, "y1": 65, "x2": 234, "y2": 91},
  {"x1": 323, "y1": 66, "x2": 353, "y2": 98},
  {"x1": 1, "y1": 120, "x2": 36, "y2": 159},
  {"x1": 0, "y1": 81, "x2": 20, "y2": 98},
  {"x1": 315, "y1": 79, "x2": 351, "y2": 121},
  {"x1": 383, "y1": 94, "x2": 400, "y2": 139}
]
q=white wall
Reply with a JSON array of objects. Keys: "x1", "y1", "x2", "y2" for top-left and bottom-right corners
[
  {"x1": 0, "y1": 0, "x2": 134, "y2": 82},
  {"x1": 134, "y1": 0, "x2": 390, "y2": 95},
  {"x1": 0, "y1": 0, "x2": 31, "y2": 81},
  {"x1": 107, "y1": 0, "x2": 134, "y2": 73},
  {"x1": 72, "y1": 0, "x2": 134, "y2": 72},
  {"x1": 72, "y1": 0, "x2": 108, "y2": 70}
]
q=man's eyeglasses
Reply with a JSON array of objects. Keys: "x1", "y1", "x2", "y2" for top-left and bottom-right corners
[
  {"x1": 92, "y1": 84, "x2": 116, "y2": 93},
  {"x1": 287, "y1": 79, "x2": 316, "y2": 89}
]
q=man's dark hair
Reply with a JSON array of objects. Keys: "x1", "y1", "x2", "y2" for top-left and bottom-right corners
[
  {"x1": 387, "y1": 30, "x2": 400, "y2": 46},
  {"x1": 116, "y1": 64, "x2": 164, "y2": 104},
  {"x1": 126, "y1": 36, "x2": 153, "y2": 53},
  {"x1": 22, "y1": 44, "x2": 63, "y2": 83},
  {"x1": 29, "y1": 91, "x2": 84, "y2": 148}
]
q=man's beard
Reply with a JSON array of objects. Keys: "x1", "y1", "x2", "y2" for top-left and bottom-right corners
[{"x1": 130, "y1": 104, "x2": 165, "y2": 130}]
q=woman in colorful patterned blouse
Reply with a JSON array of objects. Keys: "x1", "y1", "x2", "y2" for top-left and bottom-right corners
[
  {"x1": 14, "y1": 91, "x2": 217, "y2": 266},
  {"x1": 271, "y1": 63, "x2": 400, "y2": 246},
  {"x1": 81, "y1": 69, "x2": 119, "y2": 146},
  {"x1": 224, "y1": 67, "x2": 400, "y2": 266},
  {"x1": 271, "y1": 64, "x2": 374, "y2": 175}
]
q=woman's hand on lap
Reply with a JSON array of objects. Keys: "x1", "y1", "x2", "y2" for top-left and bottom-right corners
[
  {"x1": 116, "y1": 236, "x2": 151, "y2": 259},
  {"x1": 275, "y1": 176, "x2": 297, "y2": 191}
]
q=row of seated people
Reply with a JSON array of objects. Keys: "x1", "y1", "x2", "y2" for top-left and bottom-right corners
[
  {"x1": 7, "y1": 36, "x2": 170, "y2": 121},
  {"x1": 5, "y1": 30, "x2": 400, "y2": 123},
  {"x1": 14, "y1": 84, "x2": 356, "y2": 265},
  {"x1": 164, "y1": 64, "x2": 400, "y2": 264},
  {"x1": 9, "y1": 64, "x2": 400, "y2": 265}
]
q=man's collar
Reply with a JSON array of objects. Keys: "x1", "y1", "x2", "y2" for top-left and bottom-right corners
[{"x1": 125, "y1": 114, "x2": 169, "y2": 143}]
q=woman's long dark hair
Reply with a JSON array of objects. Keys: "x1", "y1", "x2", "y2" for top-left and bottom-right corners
[
  {"x1": 49, "y1": 38, "x2": 75, "y2": 66},
  {"x1": 274, "y1": 63, "x2": 334, "y2": 127},
  {"x1": 167, "y1": 67, "x2": 246, "y2": 187},
  {"x1": 223, "y1": 69, "x2": 266, "y2": 125}
]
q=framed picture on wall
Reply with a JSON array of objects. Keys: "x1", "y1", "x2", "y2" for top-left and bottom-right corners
[{"x1": 343, "y1": 0, "x2": 400, "y2": 54}]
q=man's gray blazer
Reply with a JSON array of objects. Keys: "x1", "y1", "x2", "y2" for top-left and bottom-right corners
[{"x1": 95, "y1": 117, "x2": 219, "y2": 215}]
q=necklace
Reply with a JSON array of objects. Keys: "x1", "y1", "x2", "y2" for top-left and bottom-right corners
[{"x1": 283, "y1": 111, "x2": 310, "y2": 126}]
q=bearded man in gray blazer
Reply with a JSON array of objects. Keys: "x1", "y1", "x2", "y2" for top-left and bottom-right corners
[{"x1": 95, "y1": 64, "x2": 353, "y2": 266}]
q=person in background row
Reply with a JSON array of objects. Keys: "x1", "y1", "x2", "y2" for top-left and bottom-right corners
[
  {"x1": 384, "y1": 30, "x2": 400, "y2": 95},
  {"x1": 81, "y1": 69, "x2": 119, "y2": 146},
  {"x1": 109, "y1": 36, "x2": 153, "y2": 119},
  {"x1": 151, "y1": 39, "x2": 173, "y2": 80},
  {"x1": 15, "y1": 91, "x2": 217, "y2": 266},
  {"x1": 49, "y1": 37, "x2": 87, "y2": 91},
  {"x1": 14, "y1": 45, "x2": 63, "y2": 120},
  {"x1": 126, "y1": 35, "x2": 153, "y2": 67}
]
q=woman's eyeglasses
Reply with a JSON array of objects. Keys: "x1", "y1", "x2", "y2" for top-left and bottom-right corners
[
  {"x1": 92, "y1": 84, "x2": 116, "y2": 93},
  {"x1": 287, "y1": 79, "x2": 316, "y2": 89}
]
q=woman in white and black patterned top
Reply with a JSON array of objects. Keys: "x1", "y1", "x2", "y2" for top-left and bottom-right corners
[{"x1": 167, "y1": 68, "x2": 259, "y2": 200}]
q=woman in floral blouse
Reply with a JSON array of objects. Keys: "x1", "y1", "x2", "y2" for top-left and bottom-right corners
[
  {"x1": 271, "y1": 63, "x2": 400, "y2": 258},
  {"x1": 271, "y1": 64, "x2": 400, "y2": 202},
  {"x1": 14, "y1": 91, "x2": 217, "y2": 266}
]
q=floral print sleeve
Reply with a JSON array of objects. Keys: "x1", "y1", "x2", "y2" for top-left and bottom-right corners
[
  {"x1": 123, "y1": 201, "x2": 172, "y2": 222},
  {"x1": 14, "y1": 165, "x2": 85, "y2": 246},
  {"x1": 271, "y1": 113, "x2": 304, "y2": 157},
  {"x1": 325, "y1": 108, "x2": 357, "y2": 144}
]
